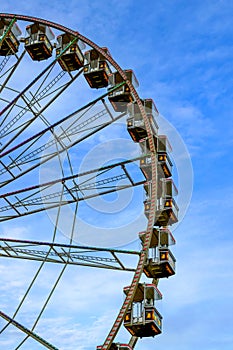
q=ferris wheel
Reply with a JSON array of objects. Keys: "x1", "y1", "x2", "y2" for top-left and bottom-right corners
[{"x1": 0, "y1": 14, "x2": 179, "y2": 350}]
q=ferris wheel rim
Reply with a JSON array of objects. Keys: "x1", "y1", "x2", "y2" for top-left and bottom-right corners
[{"x1": 0, "y1": 13, "x2": 159, "y2": 350}]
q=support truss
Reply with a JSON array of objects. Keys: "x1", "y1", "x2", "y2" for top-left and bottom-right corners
[
  {"x1": 0, "y1": 238, "x2": 140, "y2": 271},
  {"x1": 0, "y1": 156, "x2": 145, "y2": 221}
]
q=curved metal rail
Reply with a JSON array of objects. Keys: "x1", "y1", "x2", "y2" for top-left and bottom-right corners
[{"x1": 0, "y1": 13, "x2": 159, "y2": 350}]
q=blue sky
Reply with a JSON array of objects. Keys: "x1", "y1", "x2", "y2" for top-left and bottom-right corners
[{"x1": 0, "y1": 1, "x2": 233, "y2": 349}]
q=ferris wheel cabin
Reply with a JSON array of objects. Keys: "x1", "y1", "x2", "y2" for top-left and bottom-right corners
[
  {"x1": 123, "y1": 283, "x2": 162, "y2": 338},
  {"x1": 83, "y1": 47, "x2": 112, "y2": 88},
  {"x1": 157, "y1": 135, "x2": 173, "y2": 178},
  {"x1": 24, "y1": 23, "x2": 54, "y2": 61},
  {"x1": 140, "y1": 229, "x2": 176, "y2": 279},
  {"x1": 144, "y1": 194, "x2": 178, "y2": 226},
  {"x1": 139, "y1": 227, "x2": 176, "y2": 248},
  {"x1": 156, "y1": 197, "x2": 179, "y2": 226},
  {"x1": 108, "y1": 70, "x2": 138, "y2": 112},
  {"x1": 139, "y1": 136, "x2": 173, "y2": 180},
  {"x1": 56, "y1": 33, "x2": 84, "y2": 71},
  {"x1": 0, "y1": 18, "x2": 21, "y2": 56},
  {"x1": 139, "y1": 135, "x2": 171, "y2": 180},
  {"x1": 144, "y1": 177, "x2": 178, "y2": 226},
  {"x1": 127, "y1": 99, "x2": 159, "y2": 142}
]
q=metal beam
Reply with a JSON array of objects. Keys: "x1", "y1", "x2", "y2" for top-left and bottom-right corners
[
  {"x1": 0, "y1": 310, "x2": 59, "y2": 350},
  {"x1": 0, "y1": 238, "x2": 140, "y2": 271}
]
